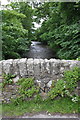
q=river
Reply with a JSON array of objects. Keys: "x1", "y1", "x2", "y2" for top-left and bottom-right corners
[{"x1": 25, "y1": 41, "x2": 57, "y2": 59}]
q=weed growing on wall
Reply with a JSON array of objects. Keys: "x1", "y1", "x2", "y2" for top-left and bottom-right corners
[
  {"x1": 48, "y1": 67, "x2": 80, "y2": 103},
  {"x1": 2, "y1": 67, "x2": 80, "y2": 105},
  {"x1": 2, "y1": 74, "x2": 16, "y2": 87},
  {"x1": 12, "y1": 78, "x2": 40, "y2": 105}
]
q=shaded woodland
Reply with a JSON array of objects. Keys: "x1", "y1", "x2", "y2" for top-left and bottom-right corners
[{"x1": 1, "y1": 2, "x2": 80, "y2": 60}]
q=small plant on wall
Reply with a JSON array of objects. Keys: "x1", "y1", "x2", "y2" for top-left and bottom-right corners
[
  {"x1": 12, "y1": 78, "x2": 40, "y2": 105},
  {"x1": 2, "y1": 73, "x2": 16, "y2": 88},
  {"x1": 48, "y1": 67, "x2": 80, "y2": 103},
  {"x1": 2, "y1": 67, "x2": 80, "y2": 105}
]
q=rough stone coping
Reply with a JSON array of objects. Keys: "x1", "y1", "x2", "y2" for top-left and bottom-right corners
[{"x1": 0, "y1": 58, "x2": 80, "y2": 79}]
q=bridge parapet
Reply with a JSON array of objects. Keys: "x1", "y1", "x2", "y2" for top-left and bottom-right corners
[
  {"x1": 1, "y1": 58, "x2": 80, "y2": 103},
  {"x1": 0, "y1": 58, "x2": 80, "y2": 81}
]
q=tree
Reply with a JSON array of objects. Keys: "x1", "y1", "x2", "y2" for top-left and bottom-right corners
[
  {"x1": 34, "y1": 2, "x2": 80, "y2": 59},
  {"x1": 10, "y1": 2, "x2": 34, "y2": 39},
  {"x1": 2, "y1": 2, "x2": 33, "y2": 59}
]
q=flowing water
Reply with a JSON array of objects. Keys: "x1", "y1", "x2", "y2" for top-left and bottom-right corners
[{"x1": 25, "y1": 41, "x2": 57, "y2": 59}]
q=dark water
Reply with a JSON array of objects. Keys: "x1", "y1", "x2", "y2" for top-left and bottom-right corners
[{"x1": 25, "y1": 41, "x2": 56, "y2": 59}]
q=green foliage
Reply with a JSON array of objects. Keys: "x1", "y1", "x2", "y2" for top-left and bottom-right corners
[
  {"x1": 2, "y1": 74, "x2": 16, "y2": 87},
  {"x1": 2, "y1": 10, "x2": 28, "y2": 59},
  {"x1": 35, "y1": 2, "x2": 80, "y2": 59},
  {"x1": 1, "y1": 2, "x2": 34, "y2": 60},
  {"x1": 2, "y1": 97, "x2": 79, "y2": 117},
  {"x1": 34, "y1": 94, "x2": 42, "y2": 103},
  {"x1": 63, "y1": 67, "x2": 80, "y2": 91},
  {"x1": 54, "y1": 23, "x2": 80, "y2": 59},
  {"x1": 13, "y1": 78, "x2": 39, "y2": 105},
  {"x1": 18, "y1": 2, "x2": 34, "y2": 38},
  {"x1": 2, "y1": 10, "x2": 26, "y2": 20},
  {"x1": 48, "y1": 67, "x2": 80, "y2": 103},
  {"x1": 76, "y1": 57, "x2": 80, "y2": 61}
]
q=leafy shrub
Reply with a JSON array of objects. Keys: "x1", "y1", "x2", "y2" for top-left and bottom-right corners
[
  {"x1": 34, "y1": 94, "x2": 43, "y2": 103},
  {"x1": 76, "y1": 57, "x2": 80, "y2": 61},
  {"x1": 13, "y1": 78, "x2": 39, "y2": 105},
  {"x1": 48, "y1": 67, "x2": 80, "y2": 103},
  {"x1": 2, "y1": 8, "x2": 31, "y2": 60},
  {"x1": 35, "y1": 2, "x2": 80, "y2": 60},
  {"x1": 63, "y1": 67, "x2": 80, "y2": 91},
  {"x1": 4, "y1": 51, "x2": 21, "y2": 59},
  {"x1": 47, "y1": 23, "x2": 80, "y2": 59},
  {"x1": 2, "y1": 74, "x2": 16, "y2": 87}
]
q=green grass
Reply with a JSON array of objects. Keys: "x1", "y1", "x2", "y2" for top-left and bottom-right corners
[
  {"x1": 0, "y1": 104, "x2": 2, "y2": 115},
  {"x1": 2, "y1": 97, "x2": 79, "y2": 117}
]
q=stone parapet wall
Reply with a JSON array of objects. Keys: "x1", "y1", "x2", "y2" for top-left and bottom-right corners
[
  {"x1": 1, "y1": 58, "x2": 80, "y2": 103},
  {"x1": 0, "y1": 58, "x2": 80, "y2": 80}
]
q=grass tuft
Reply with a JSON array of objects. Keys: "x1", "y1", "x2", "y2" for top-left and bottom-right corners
[{"x1": 2, "y1": 97, "x2": 79, "y2": 117}]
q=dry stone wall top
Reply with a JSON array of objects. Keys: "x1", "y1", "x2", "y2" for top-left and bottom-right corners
[{"x1": 0, "y1": 58, "x2": 80, "y2": 81}]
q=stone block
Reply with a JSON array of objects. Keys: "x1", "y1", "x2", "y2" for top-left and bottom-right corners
[
  {"x1": 0, "y1": 61, "x2": 2, "y2": 76},
  {"x1": 39, "y1": 59, "x2": 45, "y2": 78},
  {"x1": 13, "y1": 76, "x2": 20, "y2": 83},
  {"x1": 12, "y1": 59, "x2": 20, "y2": 76},
  {"x1": 70, "y1": 60, "x2": 80, "y2": 69},
  {"x1": 50, "y1": 59, "x2": 60, "y2": 77},
  {"x1": 44, "y1": 59, "x2": 50, "y2": 74},
  {"x1": 60, "y1": 67, "x2": 65, "y2": 74},
  {"x1": 33, "y1": 59, "x2": 40, "y2": 78},
  {"x1": 2, "y1": 59, "x2": 13, "y2": 74},
  {"x1": 27, "y1": 58, "x2": 34, "y2": 76},
  {"x1": 18, "y1": 58, "x2": 27, "y2": 77},
  {"x1": 47, "y1": 80, "x2": 52, "y2": 88}
]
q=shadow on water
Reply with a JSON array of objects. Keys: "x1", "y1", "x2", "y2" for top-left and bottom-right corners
[{"x1": 24, "y1": 41, "x2": 57, "y2": 59}]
